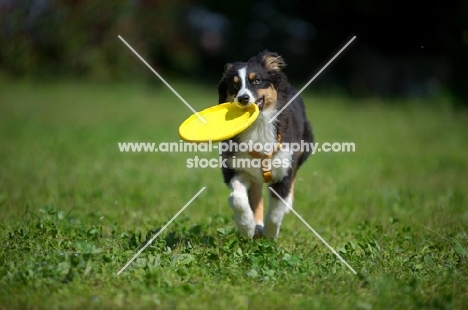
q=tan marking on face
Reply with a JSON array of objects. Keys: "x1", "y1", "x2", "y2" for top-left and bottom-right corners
[
  {"x1": 226, "y1": 94, "x2": 235, "y2": 102},
  {"x1": 233, "y1": 76, "x2": 239, "y2": 84},
  {"x1": 248, "y1": 72, "x2": 256, "y2": 81},
  {"x1": 257, "y1": 86, "x2": 278, "y2": 110}
]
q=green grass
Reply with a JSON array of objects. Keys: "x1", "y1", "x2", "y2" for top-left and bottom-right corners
[{"x1": 0, "y1": 81, "x2": 467, "y2": 309}]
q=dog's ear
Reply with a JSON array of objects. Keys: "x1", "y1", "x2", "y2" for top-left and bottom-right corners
[
  {"x1": 261, "y1": 51, "x2": 286, "y2": 71},
  {"x1": 224, "y1": 63, "x2": 233, "y2": 74},
  {"x1": 217, "y1": 78, "x2": 227, "y2": 104},
  {"x1": 218, "y1": 63, "x2": 234, "y2": 104}
]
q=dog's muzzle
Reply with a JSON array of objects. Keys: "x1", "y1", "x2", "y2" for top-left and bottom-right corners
[{"x1": 237, "y1": 94, "x2": 265, "y2": 111}]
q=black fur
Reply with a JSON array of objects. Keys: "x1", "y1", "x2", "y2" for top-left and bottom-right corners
[{"x1": 271, "y1": 88, "x2": 313, "y2": 197}]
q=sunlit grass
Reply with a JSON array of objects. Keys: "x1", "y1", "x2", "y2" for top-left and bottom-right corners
[{"x1": 0, "y1": 82, "x2": 467, "y2": 309}]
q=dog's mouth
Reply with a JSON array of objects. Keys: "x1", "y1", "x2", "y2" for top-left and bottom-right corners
[{"x1": 255, "y1": 96, "x2": 265, "y2": 110}]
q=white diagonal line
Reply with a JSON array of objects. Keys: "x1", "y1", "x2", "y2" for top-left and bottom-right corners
[
  {"x1": 117, "y1": 187, "x2": 206, "y2": 275},
  {"x1": 268, "y1": 36, "x2": 356, "y2": 123},
  {"x1": 118, "y1": 35, "x2": 206, "y2": 123},
  {"x1": 268, "y1": 187, "x2": 357, "y2": 274}
]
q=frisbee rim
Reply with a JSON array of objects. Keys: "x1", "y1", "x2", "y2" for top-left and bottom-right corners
[{"x1": 178, "y1": 102, "x2": 259, "y2": 143}]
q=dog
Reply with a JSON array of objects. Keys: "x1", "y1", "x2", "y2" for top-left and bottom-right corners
[{"x1": 217, "y1": 50, "x2": 314, "y2": 239}]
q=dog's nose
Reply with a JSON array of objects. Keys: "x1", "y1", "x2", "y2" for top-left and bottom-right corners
[{"x1": 237, "y1": 94, "x2": 250, "y2": 105}]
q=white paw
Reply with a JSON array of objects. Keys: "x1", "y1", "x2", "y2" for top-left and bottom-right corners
[
  {"x1": 263, "y1": 221, "x2": 280, "y2": 239},
  {"x1": 228, "y1": 193, "x2": 256, "y2": 238},
  {"x1": 234, "y1": 214, "x2": 256, "y2": 238},
  {"x1": 263, "y1": 193, "x2": 292, "y2": 239}
]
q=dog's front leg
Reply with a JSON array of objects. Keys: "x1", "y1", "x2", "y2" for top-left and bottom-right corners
[
  {"x1": 228, "y1": 175, "x2": 256, "y2": 238},
  {"x1": 249, "y1": 182, "x2": 264, "y2": 238},
  {"x1": 264, "y1": 180, "x2": 293, "y2": 239}
]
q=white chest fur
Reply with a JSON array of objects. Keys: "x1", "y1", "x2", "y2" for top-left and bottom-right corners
[{"x1": 225, "y1": 109, "x2": 292, "y2": 184}]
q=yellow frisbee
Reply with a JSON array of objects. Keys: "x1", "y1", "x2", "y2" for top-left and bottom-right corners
[{"x1": 178, "y1": 102, "x2": 259, "y2": 142}]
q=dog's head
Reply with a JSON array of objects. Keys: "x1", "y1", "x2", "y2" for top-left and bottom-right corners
[{"x1": 217, "y1": 50, "x2": 289, "y2": 112}]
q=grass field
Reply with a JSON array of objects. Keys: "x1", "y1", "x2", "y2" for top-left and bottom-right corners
[{"x1": 0, "y1": 82, "x2": 467, "y2": 309}]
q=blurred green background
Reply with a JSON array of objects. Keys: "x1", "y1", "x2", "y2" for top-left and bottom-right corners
[{"x1": 1, "y1": 0, "x2": 467, "y2": 105}]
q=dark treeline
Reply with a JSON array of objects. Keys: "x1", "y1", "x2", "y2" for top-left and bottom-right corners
[{"x1": 1, "y1": 0, "x2": 467, "y2": 106}]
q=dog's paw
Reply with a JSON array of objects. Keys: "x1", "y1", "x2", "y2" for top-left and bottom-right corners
[
  {"x1": 232, "y1": 212, "x2": 256, "y2": 238},
  {"x1": 236, "y1": 220, "x2": 256, "y2": 239},
  {"x1": 263, "y1": 222, "x2": 280, "y2": 239},
  {"x1": 253, "y1": 224, "x2": 264, "y2": 239}
]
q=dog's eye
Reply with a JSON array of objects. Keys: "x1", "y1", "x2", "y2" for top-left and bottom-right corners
[
  {"x1": 233, "y1": 82, "x2": 239, "y2": 89},
  {"x1": 252, "y1": 79, "x2": 261, "y2": 85}
]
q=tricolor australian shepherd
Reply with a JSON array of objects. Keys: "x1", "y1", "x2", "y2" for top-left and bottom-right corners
[{"x1": 218, "y1": 50, "x2": 314, "y2": 239}]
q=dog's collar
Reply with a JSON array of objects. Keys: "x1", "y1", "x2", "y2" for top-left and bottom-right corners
[{"x1": 248, "y1": 133, "x2": 282, "y2": 183}]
